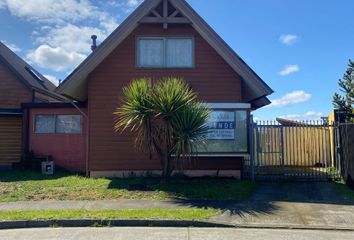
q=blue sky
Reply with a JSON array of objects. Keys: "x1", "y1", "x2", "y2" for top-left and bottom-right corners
[{"x1": 0, "y1": 0, "x2": 353, "y2": 120}]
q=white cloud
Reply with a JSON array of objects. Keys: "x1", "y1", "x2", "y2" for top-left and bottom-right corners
[
  {"x1": 279, "y1": 64, "x2": 299, "y2": 76},
  {"x1": 1, "y1": 0, "x2": 99, "y2": 23},
  {"x1": 0, "y1": 1, "x2": 119, "y2": 73},
  {"x1": 99, "y1": 17, "x2": 118, "y2": 33},
  {"x1": 43, "y1": 74, "x2": 60, "y2": 86},
  {"x1": 107, "y1": 0, "x2": 143, "y2": 13},
  {"x1": 0, "y1": 0, "x2": 118, "y2": 34},
  {"x1": 279, "y1": 34, "x2": 298, "y2": 45},
  {"x1": 127, "y1": 0, "x2": 140, "y2": 7},
  {"x1": 0, "y1": 0, "x2": 132, "y2": 74},
  {"x1": 278, "y1": 111, "x2": 324, "y2": 121},
  {"x1": 27, "y1": 45, "x2": 86, "y2": 72},
  {"x1": 268, "y1": 90, "x2": 311, "y2": 108},
  {"x1": 1, "y1": 40, "x2": 22, "y2": 52},
  {"x1": 35, "y1": 23, "x2": 108, "y2": 54}
]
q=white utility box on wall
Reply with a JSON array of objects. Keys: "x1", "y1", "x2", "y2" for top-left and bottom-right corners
[{"x1": 41, "y1": 161, "x2": 54, "y2": 175}]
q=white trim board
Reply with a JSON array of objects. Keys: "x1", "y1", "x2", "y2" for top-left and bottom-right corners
[{"x1": 207, "y1": 103, "x2": 251, "y2": 109}]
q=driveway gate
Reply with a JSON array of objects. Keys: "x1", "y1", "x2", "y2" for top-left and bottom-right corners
[{"x1": 249, "y1": 120, "x2": 339, "y2": 181}]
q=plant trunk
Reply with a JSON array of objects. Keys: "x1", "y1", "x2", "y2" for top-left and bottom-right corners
[{"x1": 162, "y1": 119, "x2": 172, "y2": 182}]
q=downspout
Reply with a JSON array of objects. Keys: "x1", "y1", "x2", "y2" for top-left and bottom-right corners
[
  {"x1": 21, "y1": 105, "x2": 30, "y2": 170},
  {"x1": 64, "y1": 98, "x2": 89, "y2": 177}
]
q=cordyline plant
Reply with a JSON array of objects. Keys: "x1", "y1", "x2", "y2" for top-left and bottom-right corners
[{"x1": 114, "y1": 77, "x2": 210, "y2": 181}]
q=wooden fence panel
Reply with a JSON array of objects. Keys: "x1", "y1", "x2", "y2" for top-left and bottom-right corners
[{"x1": 253, "y1": 121, "x2": 336, "y2": 180}]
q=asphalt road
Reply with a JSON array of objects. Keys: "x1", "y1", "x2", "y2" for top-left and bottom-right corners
[{"x1": 1, "y1": 227, "x2": 354, "y2": 240}]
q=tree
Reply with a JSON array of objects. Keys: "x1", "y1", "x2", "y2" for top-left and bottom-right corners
[
  {"x1": 114, "y1": 77, "x2": 210, "y2": 180},
  {"x1": 333, "y1": 59, "x2": 354, "y2": 122}
]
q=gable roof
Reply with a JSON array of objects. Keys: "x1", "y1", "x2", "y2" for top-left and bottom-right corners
[
  {"x1": 57, "y1": 0, "x2": 273, "y2": 108},
  {"x1": 0, "y1": 41, "x2": 56, "y2": 92}
]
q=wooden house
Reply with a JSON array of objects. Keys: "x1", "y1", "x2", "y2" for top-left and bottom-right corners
[{"x1": 56, "y1": 0, "x2": 273, "y2": 177}]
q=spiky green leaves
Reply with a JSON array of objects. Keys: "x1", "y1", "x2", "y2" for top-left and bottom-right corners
[{"x1": 113, "y1": 77, "x2": 210, "y2": 177}]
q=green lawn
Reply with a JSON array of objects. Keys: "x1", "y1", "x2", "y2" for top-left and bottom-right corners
[
  {"x1": 334, "y1": 180, "x2": 354, "y2": 201},
  {"x1": 0, "y1": 209, "x2": 218, "y2": 221},
  {"x1": 0, "y1": 171, "x2": 256, "y2": 202}
]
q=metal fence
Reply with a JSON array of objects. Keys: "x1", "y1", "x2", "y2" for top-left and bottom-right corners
[
  {"x1": 248, "y1": 120, "x2": 339, "y2": 181},
  {"x1": 336, "y1": 123, "x2": 354, "y2": 187}
]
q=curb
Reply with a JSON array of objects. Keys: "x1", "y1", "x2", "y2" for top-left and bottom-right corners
[
  {"x1": 1, "y1": 219, "x2": 354, "y2": 231},
  {"x1": 233, "y1": 224, "x2": 354, "y2": 232},
  {"x1": 0, "y1": 219, "x2": 233, "y2": 229}
]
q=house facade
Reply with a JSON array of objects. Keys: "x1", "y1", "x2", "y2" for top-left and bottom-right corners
[
  {"x1": 1, "y1": 0, "x2": 272, "y2": 177},
  {"x1": 56, "y1": 0, "x2": 273, "y2": 178},
  {"x1": 0, "y1": 42, "x2": 62, "y2": 169}
]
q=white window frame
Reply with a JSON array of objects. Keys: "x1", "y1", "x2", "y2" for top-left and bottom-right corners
[{"x1": 136, "y1": 36, "x2": 195, "y2": 68}]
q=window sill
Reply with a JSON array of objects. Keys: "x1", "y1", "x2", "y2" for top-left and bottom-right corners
[{"x1": 171, "y1": 153, "x2": 249, "y2": 158}]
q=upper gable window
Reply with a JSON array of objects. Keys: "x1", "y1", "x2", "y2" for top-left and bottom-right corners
[{"x1": 137, "y1": 37, "x2": 194, "y2": 68}]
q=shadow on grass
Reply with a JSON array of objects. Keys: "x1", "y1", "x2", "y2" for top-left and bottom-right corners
[
  {"x1": 108, "y1": 179, "x2": 354, "y2": 216},
  {"x1": 170, "y1": 199, "x2": 279, "y2": 217},
  {"x1": 0, "y1": 170, "x2": 81, "y2": 182},
  {"x1": 107, "y1": 177, "x2": 279, "y2": 217},
  {"x1": 3, "y1": 170, "x2": 353, "y2": 218}
]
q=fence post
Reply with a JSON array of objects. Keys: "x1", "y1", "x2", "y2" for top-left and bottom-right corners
[
  {"x1": 334, "y1": 123, "x2": 342, "y2": 178},
  {"x1": 249, "y1": 115, "x2": 255, "y2": 181},
  {"x1": 280, "y1": 125, "x2": 285, "y2": 175}
]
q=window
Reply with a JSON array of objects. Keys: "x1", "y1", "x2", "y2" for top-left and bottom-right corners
[
  {"x1": 137, "y1": 37, "x2": 193, "y2": 68},
  {"x1": 166, "y1": 38, "x2": 193, "y2": 67},
  {"x1": 34, "y1": 115, "x2": 82, "y2": 134},
  {"x1": 56, "y1": 115, "x2": 82, "y2": 133},
  {"x1": 197, "y1": 110, "x2": 248, "y2": 153},
  {"x1": 138, "y1": 38, "x2": 164, "y2": 67},
  {"x1": 34, "y1": 115, "x2": 55, "y2": 133}
]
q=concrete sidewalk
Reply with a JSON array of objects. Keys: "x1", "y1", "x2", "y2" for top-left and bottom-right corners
[
  {"x1": 0, "y1": 182, "x2": 354, "y2": 230},
  {"x1": 211, "y1": 182, "x2": 354, "y2": 229},
  {"x1": 2, "y1": 227, "x2": 354, "y2": 240}
]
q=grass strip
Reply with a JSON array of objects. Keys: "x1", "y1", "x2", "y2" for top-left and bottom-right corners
[
  {"x1": 333, "y1": 180, "x2": 354, "y2": 201},
  {"x1": 0, "y1": 209, "x2": 219, "y2": 221},
  {"x1": 0, "y1": 170, "x2": 257, "y2": 201}
]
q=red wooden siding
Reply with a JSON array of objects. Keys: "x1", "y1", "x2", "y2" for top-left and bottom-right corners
[
  {"x1": 0, "y1": 61, "x2": 32, "y2": 109},
  {"x1": 88, "y1": 24, "x2": 244, "y2": 171},
  {"x1": 28, "y1": 108, "x2": 87, "y2": 172}
]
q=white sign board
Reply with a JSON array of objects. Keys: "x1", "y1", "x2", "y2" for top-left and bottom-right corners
[{"x1": 207, "y1": 111, "x2": 235, "y2": 140}]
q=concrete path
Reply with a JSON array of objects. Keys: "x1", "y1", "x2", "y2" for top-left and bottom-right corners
[
  {"x1": 1, "y1": 182, "x2": 354, "y2": 229},
  {"x1": 1, "y1": 227, "x2": 354, "y2": 240},
  {"x1": 211, "y1": 182, "x2": 354, "y2": 229}
]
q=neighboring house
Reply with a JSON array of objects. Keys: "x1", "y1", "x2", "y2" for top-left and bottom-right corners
[
  {"x1": 56, "y1": 0, "x2": 273, "y2": 178},
  {"x1": 0, "y1": 42, "x2": 62, "y2": 169}
]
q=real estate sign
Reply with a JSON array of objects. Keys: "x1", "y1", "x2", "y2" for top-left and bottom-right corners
[{"x1": 207, "y1": 111, "x2": 235, "y2": 140}]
